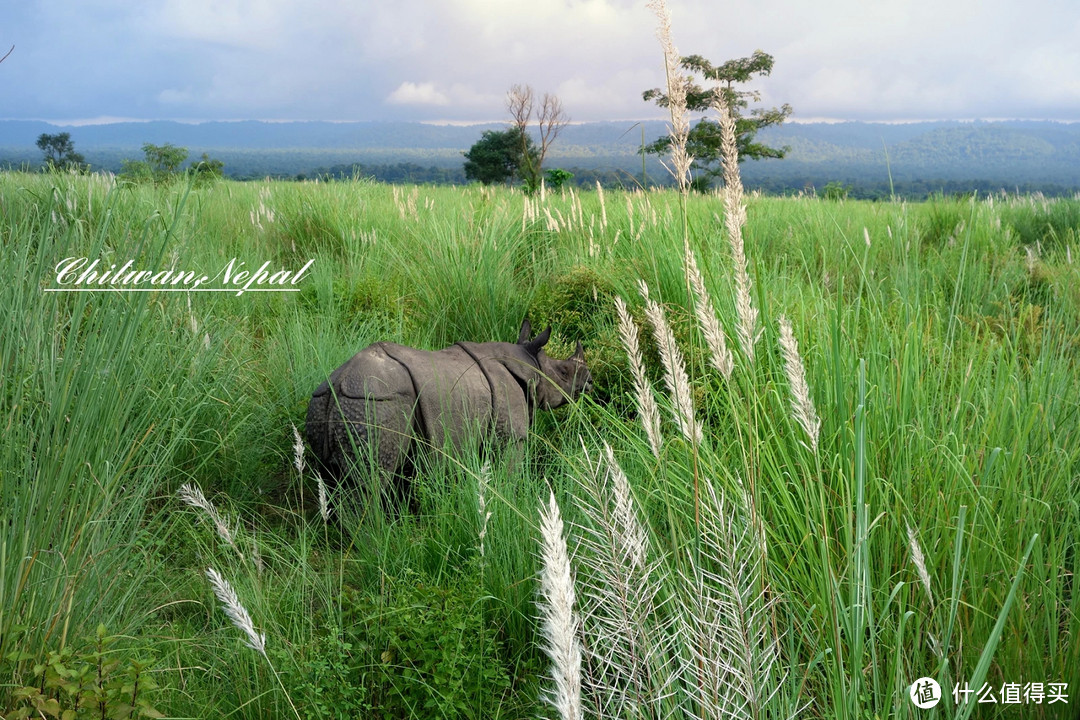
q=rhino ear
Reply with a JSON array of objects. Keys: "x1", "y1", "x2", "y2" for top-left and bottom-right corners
[
  {"x1": 516, "y1": 319, "x2": 532, "y2": 345},
  {"x1": 573, "y1": 340, "x2": 585, "y2": 360},
  {"x1": 524, "y1": 326, "x2": 551, "y2": 356}
]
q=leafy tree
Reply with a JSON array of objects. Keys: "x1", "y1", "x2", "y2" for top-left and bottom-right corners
[
  {"x1": 143, "y1": 142, "x2": 188, "y2": 176},
  {"x1": 643, "y1": 50, "x2": 792, "y2": 187},
  {"x1": 119, "y1": 143, "x2": 222, "y2": 185},
  {"x1": 120, "y1": 143, "x2": 188, "y2": 185},
  {"x1": 507, "y1": 84, "x2": 569, "y2": 193},
  {"x1": 545, "y1": 168, "x2": 574, "y2": 191},
  {"x1": 822, "y1": 180, "x2": 852, "y2": 201},
  {"x1": 191, "y1": 152, "x2": 225, "y2": 185},
  {"x1": 463, "y1": 128, "x2": 538, "y2": 186},
  {"x1": 36, "y1": 132, "x2": 86, "y2": 171}
]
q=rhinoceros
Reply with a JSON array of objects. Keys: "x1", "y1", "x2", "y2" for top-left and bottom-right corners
[{"x1": 305, "y1": 320, "x2": 591, "y2": 493}]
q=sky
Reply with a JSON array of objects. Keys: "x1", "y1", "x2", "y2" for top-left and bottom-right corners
[{"x1": 2, "y1": 0, "x2": 1079, "y2": 126}]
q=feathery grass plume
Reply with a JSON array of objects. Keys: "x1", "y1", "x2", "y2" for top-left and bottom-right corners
[
  {"x1": 778, "y1": 315, "x2": 821, "y2": 452},
  {"x1": 205, "y1": 567, "x2": 302, "y2": 720},
  {"x1": 574, "y1": 443, "x2": 676, "y2": 718},
  {"x1": 678, "y1": 479, "x2": 784, "y2": 719},
  {"x1": 684, "y1": 240, "x2": 735, "y2": 379},
  {"x1": 205, "y1": 567, "x2": 266, "y2": 656},
  {"x1": 615, "y1": 295, "x2": 663, "y2": 459},
  {"x1": 538, "y1": 491, "x2": 583, "y2": 720},
  {"x1": 292, "y1": 422, "x2": 331, "y2": 521},
  {"x1": 478, "y1": 463, "x2": 493, "y2": 558},
  {"x1": 177, "y1": 483, "x2": 243, "y2": 560},
  {"x1": 1024, "y1": 245, "x2": 1038, "y2": 274},
  {"x1": 251, "y1": 531, "x2": 264, "y2": 576},
  {"x1": 315, "y1": 471, "x2": 331, "y2": 523},
  {"x1": 290, "y1": 423, "x2": 305, "y2": 476},
  {"x1": 715, "y1": 94, "x2": 760, "y2": 363},
  {"x1": 639, "y1": 280, "x2": 703, "y2": 446},
  {"x1": 906, "y1": 522, "x2": 934, "y2": 604},
  {"x1": 646, "y1": 0, "x2": 692, "y2": 192}
]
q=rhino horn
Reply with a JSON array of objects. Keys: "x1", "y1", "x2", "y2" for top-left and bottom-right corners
[
  {"x1": 524, "y1": 326, "x2": 551, "y2": 357},
  {"x1": 516, "y1": 319, "x2": 532, "y2": 345},
  {"x1": 573, "y1": 340, "x2": 584, "y2": 360}
]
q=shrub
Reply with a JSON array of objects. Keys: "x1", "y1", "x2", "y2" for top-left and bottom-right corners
[
  {"x1": 920, "y1": 198, "x2": 967, "y2": 248},
  {"x1": 1002, "y1": 197, "x2": 1080, "y2": 250},
  {"x1": 530, "y1": 265, "x2": 626, "y2": 405},
  {"x1": 545, "y1": 168, "x2": 574, "y2": 191},
  {"x1": 1, "y1": 625, "x2": 162, "y2": 719},
  {"x1": 342, "y1": 568, "x2": 515, "y2": 720},
  {"x1": 284, "y1": 624, "x2": 372, "y2": 720}
]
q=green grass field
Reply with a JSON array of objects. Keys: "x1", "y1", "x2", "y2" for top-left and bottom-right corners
[{"x1": 1, "y1": 169, "x2": 1078, "y2": 719}]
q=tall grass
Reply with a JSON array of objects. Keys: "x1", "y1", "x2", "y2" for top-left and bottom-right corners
[
  {"x1": 2, "y1": 157, "x2": 1078, "y2": 718},
  {"x1": 0, "y1": 173, "x2": 220, "y2": 684}
]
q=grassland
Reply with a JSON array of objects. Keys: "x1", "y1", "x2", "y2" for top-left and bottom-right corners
[{"x1": 1, "y1": 169, "x2": 1078, "y2": 719}]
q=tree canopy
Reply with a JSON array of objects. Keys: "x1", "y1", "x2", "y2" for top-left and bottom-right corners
[
  {"x1": 643, "y1": 50, "x2": 792, "y2": 187},
  {"x1": 463, "y1": 128, "x2": 538, "y2": 186},
  {"x1": 36, "y1": 132, "x2": 86, "y2": 171}
]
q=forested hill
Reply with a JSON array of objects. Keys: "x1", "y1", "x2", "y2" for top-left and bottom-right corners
[
  {"x1": 746, "y1": 121, "x2": 1080, "y2": 195},
  {"x1": 2, "y1": 118, "x2": 1078, "y2": 196}
]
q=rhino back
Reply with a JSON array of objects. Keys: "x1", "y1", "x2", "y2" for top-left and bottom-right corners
[
  {"x1": 459, "y1": 342, "x2": 537, "y2": 441},
  {"x1": 387, "y1": 344, "x2": 497, "y2": 451}
]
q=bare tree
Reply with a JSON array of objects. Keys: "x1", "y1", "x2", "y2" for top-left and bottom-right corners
[
  {"x1": 506, "y1": 83, "x2": 569, "y2": 192},
  {"x1": 0, "y1": 46, "x2": 13, "y2": 65},
  {"x1": 537, "y1": 92, "x2": 568, "y2": 167},
  {"x1": 507, "y1": 84, "x2": 534, "y2": 134}
]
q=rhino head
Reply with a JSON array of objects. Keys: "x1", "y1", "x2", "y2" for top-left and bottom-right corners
[{"x1": 515, "y1": 320, "x2": 592, "y2": 409}]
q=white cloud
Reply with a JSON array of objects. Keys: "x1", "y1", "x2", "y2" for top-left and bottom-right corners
[
  {"x1": 386, "y1": 82, "x2": 451, "y2": 107},
  {"x1": 4, "y1": 0, "x2": 1080, "y2": 122}
]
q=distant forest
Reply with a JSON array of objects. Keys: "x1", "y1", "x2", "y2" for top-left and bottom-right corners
[{"x1": 2, "y1": 119, "x2": 1079, "y2": 199}]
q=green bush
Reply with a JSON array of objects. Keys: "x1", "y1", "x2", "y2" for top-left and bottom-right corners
[
  {"x1": 343, "y1": 568, "x2": 514, "y2": 720},
  {"x1": 530, "y1": 264, "x2": 627, "y2": 405},
  {"x1": 1, "y1": 625, "x2": 162, "y2": 719},
  {"x1": 285, "y1": 624, "x2": 373, "y2": 720},
  {"x1": 1002, "y1": 197, "x2": 1080, "y2": 249},
  {"x1": 919, "y1": 197, "x2": 967, "y2": 247}
]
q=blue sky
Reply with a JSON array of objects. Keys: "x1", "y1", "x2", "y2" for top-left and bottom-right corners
[{"x1": 2, "y1": 0, "x2": 1078, "y2": 125}]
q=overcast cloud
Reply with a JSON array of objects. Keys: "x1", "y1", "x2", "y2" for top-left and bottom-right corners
[{"x1": 2, "y1": 0, "x2": 1078, "y2": 124}]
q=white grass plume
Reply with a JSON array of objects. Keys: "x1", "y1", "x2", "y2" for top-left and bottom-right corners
[
  {"x1": 315, "y1": 472, "x2": 331, "y2": 523},
  {"x1": 596, "y1": 180, "x2": 608, "y2": 232},
  {"x1": 573, "y1": 443, "x2": 677, "y2": 718},
  {"x1": 206, "y1": 567, "x2": 266, "y2": 656},
  {"x1": 615, "y1": 295, "x2": 664, "y2": 459},
  {"x1": 639, "y1": 280, "x2": 703, "y2": 446},
  {"x1": 678, "y1": 479, "x2": 783, "y2": 719},
  {"x1": 715, "y1": 95, "x2": 760, "y2": 364},
  {"x1": 646, "y1": 0, "x2": 692, "y2": 192},
  {"x1": 205, "y1": 567, "x2": 302, "y2": 720},
  {"x1": 778, "y1": 315, "x2": 821, "y2": 452},
  {"x1": 177, "y1": 483, "x2": 243, "y2": 560},
  {"x1": 538, "y1": 491, "x2": 583, "y2": 720},
  {"x1": 478, "y1": 463, "x2": 493, "y2": 558},
  {"x1": 906, "y1": 522, "x2": 934, "y2": 604},
  {"x1": 290, "y1": 423, "x2": 305, "y2": 476},
  {"x1": 685, "y1": 241, "x2": 734, "y2": 379},
  {"x1": 293, "y1": 422, "x2": 331, "y2": 522}
]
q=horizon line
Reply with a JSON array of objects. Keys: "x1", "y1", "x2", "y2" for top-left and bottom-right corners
[{"x1": 5, "y1": 116, "x2": 1079, "y2": 128}]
